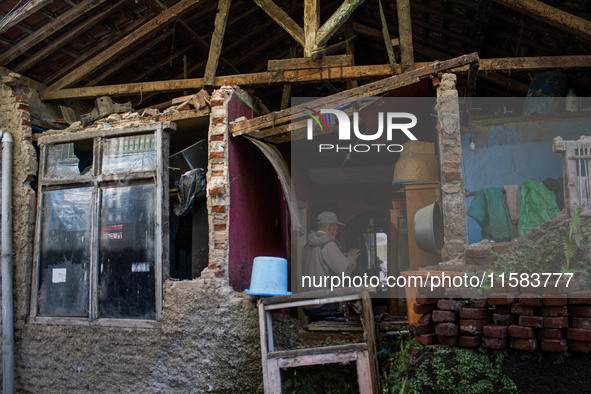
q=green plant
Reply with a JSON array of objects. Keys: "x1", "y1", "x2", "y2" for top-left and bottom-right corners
[{"x1": 562, "y1": 207, "x2": 591, "y2": 273}]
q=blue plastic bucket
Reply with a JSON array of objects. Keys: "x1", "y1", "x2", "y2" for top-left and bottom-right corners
[{"x1": 245, "y1": 256, "x2": 291, "y2": 296}]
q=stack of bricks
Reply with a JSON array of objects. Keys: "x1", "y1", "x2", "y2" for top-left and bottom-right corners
[{"x1": 409, "y1": 282, "x2": 591, "y2": 354}]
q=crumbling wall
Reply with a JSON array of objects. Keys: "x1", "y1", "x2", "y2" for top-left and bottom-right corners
[{"x1": 0, "y1": 81, "x2": 264, "y2": 392}]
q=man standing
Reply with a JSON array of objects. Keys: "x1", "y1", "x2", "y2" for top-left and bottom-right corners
[{"x1": 302, "y1": 211, "x2": 360, "y2": 284}]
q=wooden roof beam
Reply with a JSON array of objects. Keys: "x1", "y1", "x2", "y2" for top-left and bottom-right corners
[
  {"x1": 0, "y1": 0, "x2": 110, "y2": 65},
  {"x1": 315, "y1": 0, "x2": 364, "y2": 48},
  {"x1": 0, "y1": 0, "x2": 53, "y2": 35},
  {"x1": 41, "y1": 54, "x2": 591, "y2": 102},
  {"x1": 491, "y1": 0, "x2": 591, "y2": 41},
  {"x1": 253, "y1": 0, "x2": 305, "y2": 47},
  {"x1": 396, "y1": 0, "x2": 414, "y2": 71},
  {"x1": 47, "y1": 0, "x2": 202, "y2": 91},
  {"x1": 14, "y1": 0, "x2": 129, "y2": 74},
  {"x1": 203, "y1": 0, "x2": 232, "y2": 86},
  {"x1": 304, "y1": 0, "x2": 320, "y2": 57}
]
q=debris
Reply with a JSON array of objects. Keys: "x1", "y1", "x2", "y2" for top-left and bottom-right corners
[{"x1": 80, "y1": 96, "x2": 133, "y2": 126}]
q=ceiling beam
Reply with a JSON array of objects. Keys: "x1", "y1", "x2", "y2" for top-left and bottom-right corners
[
  {"x1": 0, "y1": 0, "x2": 53, "y2": 35},
  {"x1": 304, "y1": 0, "x2": 320, "y2": 56},
  {"x1": 0, "y1": 0, "x2": 109, "y2": 65},
  {"x1": 315, "y1": 0, "x2": 364, "y2": 48},
  {"x1": 41, "y1": 54, "x2": 591, "y2": 101},
  {"x1": 47, "y1": 0, "x2": 202, "y2": 91},
  {"x1": 396, "y1": 0, "x2": 414, "y2": 71},
  {"x1": 253, "y1": 0, "x2": 305, "y2": 47},
  {"x1": 491, "y1": 0, "x2": 591, "y2": 41},
  {"x1": 203, "y1": 0, "x2": 232, "y2": 86},
  {"x1": 13, "y1": 0, "x2": 129, "y2": 74}
]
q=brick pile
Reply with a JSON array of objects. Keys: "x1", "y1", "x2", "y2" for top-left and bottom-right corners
[{"x1": 409, "y1": 283, "x2": 591, "y2": 353}]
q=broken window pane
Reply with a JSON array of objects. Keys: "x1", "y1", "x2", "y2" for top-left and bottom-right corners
[
  {"x1": 37, "y1": 188, "x2": 92, "y2": 317},
  {"x1": 98, "y1": 184, "x2": 156, "y2": 319},
  {"x1": 102, "y1": 134, "x2": 156, "y2": 174},
  {"x1": 45, "y1": 141, "x2": 93, "y2": 179}
]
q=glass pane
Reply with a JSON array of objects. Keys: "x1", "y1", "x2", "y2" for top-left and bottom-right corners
[
  {"x1": 45, "y1": 141, "x2": 93, "y2": 179},
  {"x1": 102, "y1": 134, "x2": 156, "y2": 174},
  {"x1": 99, "y1": 184, "x2": 156, "y2": 319},
  {"x1": 38, "y1": 188, "x2": 92, "y2": 317}
]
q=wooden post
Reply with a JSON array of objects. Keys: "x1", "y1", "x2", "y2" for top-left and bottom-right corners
[
  {"x1": 378, "y1": 0, "x2": 396, "y2": 65},
  {"x1": 304, "y1": 0, "x2": 320, "y2": 57},
  {"x1": 204, "y1": 0, "x2": 232, "y2": 86},
  {"x1": 396, "y1": 0, "x2": 414, "y2": 71}
]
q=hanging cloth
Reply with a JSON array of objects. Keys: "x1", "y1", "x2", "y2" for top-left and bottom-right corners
[
  {"x1": 517, "y1": 181, "x2": 560, "y2": 237},
  {"x1": 504, "y1": 185, "x2": 521, "y2": 240},
  {"x1": 467, "y1": 187, "x2": 512, "y2": 242}
]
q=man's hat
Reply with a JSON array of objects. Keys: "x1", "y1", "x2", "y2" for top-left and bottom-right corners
[{"x1": 317, "y1": 211, "x2": 344, "y2": 226}]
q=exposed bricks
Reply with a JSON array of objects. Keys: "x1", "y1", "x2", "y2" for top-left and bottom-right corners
[
  {"x1": 482, "y1": 337, "x2": 508, "y2": 349},
  {"x1": 567, "y1": 328, "x2": 591, "y2": 342},
  {"x1": 511, "y1": 304, "x2": 534, "y2": 316},
  {"x1": 209, "y1": 187, "x2": 223, "y2": 195},
  {"x1": 436, "y1": 323, "x2": 459, "y2": 336},
  {"x1": 432, "y1": 310, "x2": 458, "y2": 323},
  {"x1": 541, "y1": 339, "x2": 568, "y2": 352},
  {"x1": 437, "y1": 299, "x2": 464, "y2": 311},
  {"x1": 210, "y1": 134, "x2": 224, "y2": 141},
  {"x1": 509, "y1": 325, "x2": 535, "y2": 339},
  {"x1": 459, "y1": 319, "x2": 488, "y2": 336},
  {"x1": 568, "y1": 291, "x2": 591, "y2": 305},
  {"x1": 568, "y1": 340, "x2": 591, "y2": 353},
  {"x1": 443, "y1": 171, "x2": 461, "y2": 181},
  {"x1": 413, "y1": 303, "x2": 437, "y2": 314},
  {"x1": 519, "y1": 295, "x2": 543, "y2": 307},
  {"x1": 410, "y1": 323, "x2": 434, "y2": 336},
  {"x1": 211, "y1": 117, "x2": 225, "y2": 125},
  {"x1": 542, "y1": 306, "x2": 568, "y2": 317},
  {"x1": 211, "y1": 171, "x2": 224, "y2": 177},
  {"x1": 493, "y1": 314, "x2": 515, "y2": 325},
  {"x1": 544, "y1": 317, "x2": 568, "y2": 329},
  {"x1": 214, "y1": 224, "x2": 226, "y2": 231},
  {"x1": 210, "y1": 99, "x2": 224, "y2": 107},
  {"x1": 458, "y1": 335, "x2": 481, "y2": 348},
  {"x1": 569, "y1": 306, "x2": 591, "y2": 318},
  {"x1": 460, "y1": 308, "x2": 492, "y2": 320},
  {"x1": 572, "y1": 318, "x2": 591, "y2": 330},
  {"x1": 492, "y1": 304, "x2": 512, "y2": 314},
  {"x1": 488, "y1": 294, "x2": 516, "y2": 305},
  {"x1": 415, "y1": 334, "x2": 438, "y2": 345},
  {"x1": 539, "y1": 329, "x2": 563, "y2": 340},
  {"x1": 212, "y1": 205, "x2": 226, "y2": 213},
  {"x1": 210, "y1": 152, "x2": 223, "y2": 159},
  {"x1": 519, "y1": 316, "x2": 544, "y2": 328},
  {"x1": 416, "y1": 297, "x2": 438, "y2": 305},
  {"x1": 438, "y1": 335, "x2": 458, "y2": 346},
  {"x1": 543, "y1": 297, "x2": 567, "y2": 306},
  {"x1": 510, "y1": 338, "x2": 537, "y2": 351},
  {"x1": 483, "y1": 325, "x2": 508, "y2": 338},
  {"x1": 468, "y1": 298, "x2": 487, "y2": 308}
]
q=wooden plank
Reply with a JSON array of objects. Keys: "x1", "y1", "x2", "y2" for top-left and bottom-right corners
[
  {"x1": 264, "y1": 294, "x2": 365, "y2": 310},
  {"x1": 304, "y1": 0, "x2": 320, "y2": 57},
  {"x1": 262, "y1": 287, "x2": 367, "y2": 305},
  {"x1": 361, "y1": 291, "x2": 380, "y2": 394},
  {"x1": 268, "y1": 54, "x2": 353, "y2": 71},
  {"x1": 275, "y1": 350, "x2": 360, "y2": 368},
  {"x1": 203, "y1": 0, "x2": 232, "y2": 86},
  {"x1": 268, "y1": 343, "x2": 368, "y2": 359},
  {"x1": 492, "y1": 0, "x2": 591, "y2": 41},
  {"x1": 42, "y1": 54, "x2": 591, "y2": 101},
  {"x1": 258, "y1": 302, "x2": 270, "y2": 394},
  {"x1": 315, "y1": 0, "x2": 364, "y2": 48},
  {"x1": 0, "y1": 0, "x2": 53, "y2": 35},
  {"x1": 266, "y1": 358, "x2": 281, "y2": 394},
  {"x1": 253, "y1": 0, "x2": 304, "y2": 46},
  {"x1": 231, "y1": 53, "x2": 479, "y2": 138},
  {"x1": 14, "y1": 0, "x2": 128, "y2": 73},
  {"x1": 0, "y1": 0, "x2": 109, "y2": 64},
  {"x1": 48, "y1": 0, "x2": 202, "y2": 90},
  {"x1": 378, "y1": 0, "x2": 396, "y2": 65},
  {"x1": 396, "y1": 0, "x2": 414, "y2": 71},
  {"x1": 355, "y1": 350, "x2": 373, "y2": 394}
]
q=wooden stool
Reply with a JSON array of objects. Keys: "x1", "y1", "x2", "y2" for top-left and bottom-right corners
[{"x1": 258, "y1": 288, "x2": 380, "y2": 393}]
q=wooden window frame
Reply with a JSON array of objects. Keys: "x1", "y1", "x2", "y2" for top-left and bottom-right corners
[{"x1": 30, "y1": 122, "x2": 172, "y2": 329}]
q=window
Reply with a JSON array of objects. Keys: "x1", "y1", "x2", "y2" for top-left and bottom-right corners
[{"x1": 31, "y1": 123, "x2": 170, "y2": 326}]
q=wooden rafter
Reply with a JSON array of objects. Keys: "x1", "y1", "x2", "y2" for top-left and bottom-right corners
[
  {"x1": 0, "y1": 0, "x2": 53, "y2": 35},
  {"x1": 396, "y1": 0, "x2": 414, "y2": 71},
  {"x1": 41, "y1": 54, "x2": 591, "y2": 101},
  {"x1": 0, "y1": 0, "x2": 109, "y2": 65},
  {"x1": 229, "y1": 53, "x2": 480, "y2": 141},
  {"x1": 378, "y1": 0, "x2": 396, "y2": 65},
  {"x1": 253, "y1": 0, "x2": 305, "y2": 46},
  {"x1": 304, "y1": 0, "x2": 320, "y2": 57},
  {"x1": 47, "y1": 0, "x2": 202, "y2": 91},
  {"x1": 315, "y1": 0, "x2": 364, "y2": 48},
  {"x1": 14, "y1": 0, "x2": 129, "y2": 74},
  {"x1": 491, "y1": 0, "x2": 591, "y2": 41},
  {"x1": 204, "y1": 0, "x2": 232, "y2": 86}
]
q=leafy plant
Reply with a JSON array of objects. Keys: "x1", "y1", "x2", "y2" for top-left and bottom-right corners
[{"x1": 561, "y1": 207, "x2": 591, "y2": 285}]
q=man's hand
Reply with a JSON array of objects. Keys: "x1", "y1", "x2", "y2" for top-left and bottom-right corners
[{"x1": 346, "y1": 248, "x2": 360, "y2": 260}]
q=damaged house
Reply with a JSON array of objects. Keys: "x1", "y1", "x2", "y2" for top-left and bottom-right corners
[{"x1": 0, "y1": 0, "x2": 591, "y2": 392}]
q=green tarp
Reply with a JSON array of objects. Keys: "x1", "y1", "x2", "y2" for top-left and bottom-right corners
[{"x1": 467, "y1": 187, "x2": 512, "y2": 242}]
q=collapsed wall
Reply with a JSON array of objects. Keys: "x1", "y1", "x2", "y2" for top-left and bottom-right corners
[{"x1": 0, "y1": 77, "x2": 263, "y2": 392}]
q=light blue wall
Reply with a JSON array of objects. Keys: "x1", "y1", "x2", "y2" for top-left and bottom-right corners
[{"x1": 462, "y1": 115, "x2": 591, "y2": 244}]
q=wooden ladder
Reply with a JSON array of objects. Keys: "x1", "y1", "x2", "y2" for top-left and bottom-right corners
[{"x1": 258, "y1": 288, "x2": 380, "y2": 393}]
